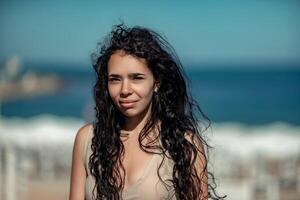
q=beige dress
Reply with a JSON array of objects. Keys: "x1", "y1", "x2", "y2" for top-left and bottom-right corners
[{"x1": 84, "y1": 126, "x2": 177, "y2": 200}]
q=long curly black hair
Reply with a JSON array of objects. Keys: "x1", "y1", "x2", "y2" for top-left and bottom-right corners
[{"x1": 90, "y1": 23, "x2": 226, "y2": 200}]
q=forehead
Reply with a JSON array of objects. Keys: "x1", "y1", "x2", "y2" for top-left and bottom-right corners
[{"x1": 107, "y1": 51, "x2": 151, "y2": 75}]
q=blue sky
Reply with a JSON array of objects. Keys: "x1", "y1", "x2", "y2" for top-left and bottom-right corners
[{"x1": 0, "y1": 0, "x2": 299, "y2": 67}]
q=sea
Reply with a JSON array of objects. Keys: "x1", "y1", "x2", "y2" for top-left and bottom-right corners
[
  {"x1": 1, "y1": 62, "x2": 300, "y2": 200},
  {"x1": 1, "y1": 62, "x2": 300, "y2": 126}
]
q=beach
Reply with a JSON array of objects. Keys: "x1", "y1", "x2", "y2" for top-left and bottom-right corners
[
  {"x1": 1, "y1": 115, "x2": 300, "y2": 200},
  {"x1": 1, "y1": 1, "x2": 299, "y2": 199}
]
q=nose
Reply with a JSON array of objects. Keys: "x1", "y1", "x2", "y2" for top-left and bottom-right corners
[{"x1": 120, "y1": 80, "x2": 132, "y2": 96}]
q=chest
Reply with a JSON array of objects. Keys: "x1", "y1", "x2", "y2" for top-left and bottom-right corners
[
  {"x1": 85, "y1": 144, "x2": 176, "y2": 200},
  {"x1": 120, "y1": 147, "x2": 176, "y2": 199},
  {"x1": 121, "y1": 142, "x2": 157, "y2": 190}
]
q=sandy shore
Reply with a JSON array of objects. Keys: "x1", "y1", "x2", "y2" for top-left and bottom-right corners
[{"x1": 27, "y1": 178, "x2": 69, "y2": 200}]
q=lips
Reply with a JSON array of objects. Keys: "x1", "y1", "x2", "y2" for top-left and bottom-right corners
[{"x1": 119, "y1": 100, "x2": 138, "y2": 108}]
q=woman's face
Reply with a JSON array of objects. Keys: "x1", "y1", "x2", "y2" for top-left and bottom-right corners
[{"x1": 107, "y1": 50, "x2": 157, "y2": 118}]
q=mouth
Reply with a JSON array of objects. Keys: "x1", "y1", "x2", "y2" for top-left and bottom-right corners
[{"x1": 119, "y1": 100, "x2": 138, "y2": 108}]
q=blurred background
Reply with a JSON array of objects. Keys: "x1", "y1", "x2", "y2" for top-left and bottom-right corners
[{"x1": 0, "y1": 1, "x2": 299, "y2": 200}]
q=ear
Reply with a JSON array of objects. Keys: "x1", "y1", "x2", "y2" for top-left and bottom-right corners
[{"x1": 154, "y1": 81, "x2": 160, "y2": 92}]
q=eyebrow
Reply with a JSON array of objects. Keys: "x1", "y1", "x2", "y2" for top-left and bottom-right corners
[{"x1": 108, "y1": 73, "x2": 146, "y2": 78}]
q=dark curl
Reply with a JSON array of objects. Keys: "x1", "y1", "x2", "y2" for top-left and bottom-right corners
[{"x1": 90, "y1": 23, "x2": 226, "y2": 200}]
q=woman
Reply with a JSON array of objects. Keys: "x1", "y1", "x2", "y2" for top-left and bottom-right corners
[{"x1": 70, "y1": 24, "x2": 225, "y2": 200}]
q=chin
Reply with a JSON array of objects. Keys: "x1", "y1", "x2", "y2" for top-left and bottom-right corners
[
  {"x1": 121, "y1": 108, "x2": 148, "y2": 118},
  {"x1": 119, "y1": 102, "x2": 152, "y2": 118},
  {"x1": 121, "y1": 110, "x2": 140, "y2": 118}
]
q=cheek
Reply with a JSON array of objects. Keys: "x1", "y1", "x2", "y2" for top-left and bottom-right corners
[
  {"x1": 139, "y1": 87, "x2": 154, "y2": 100},
  {"x1": 135, "y1": 82, "x2": 155, "y2": 99},
  {"x1": 108, "y1": 86, "x2": 118, "y2": 101}
]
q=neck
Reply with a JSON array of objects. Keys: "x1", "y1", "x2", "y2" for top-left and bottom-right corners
[{"x1": 122, "y1": 102, "x2": 152, "y2": 137}]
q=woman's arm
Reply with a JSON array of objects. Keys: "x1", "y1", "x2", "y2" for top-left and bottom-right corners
[
  {"x1": 185, "y1": 133, "x2": 209, "y2": 200},
  {"x1": 69, "y1": 124, "x2": 91, "y2": 200}
]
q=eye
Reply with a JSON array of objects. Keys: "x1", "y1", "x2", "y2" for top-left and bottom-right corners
[
  {"x1": 108, "y1": 78, "x2": 120, "y2": 82},
  {"x1": 133, "y1": 76, "x2": 144, "y2": 80}
]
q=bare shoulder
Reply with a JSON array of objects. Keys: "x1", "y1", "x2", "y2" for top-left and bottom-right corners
[
  {"x1": 184, "y1": 131, "x2": 205, "y2": 151},
  {"x1": 69, "y1": 124, "x2": 93, "y2": 199},
  {"x1": 72, "y1": 124, "x2": 93, "y2": 161},
  {"x1": 75, "y1": 124, "x2": 93, "y2": 142},
  {"x1": 184, "y1": 131, "x2": 208, "y2": 199}
]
